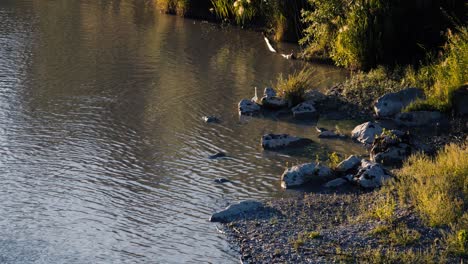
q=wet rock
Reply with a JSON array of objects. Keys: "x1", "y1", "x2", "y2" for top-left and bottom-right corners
[
  {"x1": 374, "y1": 88, "x2": 424, "y2": 118},
  {"x1": 304, "y1": 90, "x2": 327, "y2": 103},
  {"x1": 238, "y1": 99, "x2": 261, "y2": 116},
  {"x1": 324, "y1": 178, "x2": 348, "y2": 188},
  {"x1": 336, "y1": 155, "x2": 361, "y2": 173},
  {"x1": 210, "y1": 200, "x2": 263, "y2": 223},
  {"x1": 351, "y1": 122, "x2": 383, "y2": 144},
  {"x1": 394, "y1": 111, "x2": 444, "y2": 126},
  {"x1": 452, "y1": 85, "x2": 468, "y2": 116},
  {"x1": 281, "y1": 162, "x2": 333, "y2": 189},
  {"x1": 354, "y1": 160, "x2": 391, "y2": 188},
  {"x1": 214, "y1": 178, "x2": 230, "y2": 184},
  {"x1": 260, "y1": 96, "x2": 288, "y2": 109},
  {"x1": 372, "y1": 144, "x2": 411, "y2": 166},
  {"x1": 291, "y1": 101, "x2": 318, "y2": 120},
  {"x1": 263, "y1": 87, "x2": 276, "y2": 97},
  {"x1": 203, "y1": 116, "x2": 220, "y2": 123},
  {"x1": 261, "y1": 134, "x2": 313, "y2": 150},
  {"x1": 318, "y1": 130, "x2": 346, "y2": 139},
  {"x1": 209, "y1": 152, "x2": 227, "y2": 159}
]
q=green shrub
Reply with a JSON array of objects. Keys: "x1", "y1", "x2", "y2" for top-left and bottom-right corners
[
  {"x1": 276, "y1": 67, "x2": 314, "y2": 106},
  {"x1": 406, "y1": 27, "x2": 468, "y2": 112}
]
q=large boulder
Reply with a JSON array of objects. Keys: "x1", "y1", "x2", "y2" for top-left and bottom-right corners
[
  {"x1": 394, "y1": 111, "x2": 444, "y2": 126},
  {"x1": 354, "y1": 160, "x2": 391, "y2": 188},
  {"x1": 374, "y1": 88, "x2": 424, "y2": 118},
  {"x1": 238, "y1": 99, "x2": 260, "y2": 115},
  {"x1": 291, "y1": 101, "x2": 318, "y2": 119},
  {"x1": 452, "y1": 85, "x2": 468, "y2": 116},
  {"x1": 335, "y1": 155, "x2": 361, "y2": 173},
  {"x1": 261, "y1": 134, "x2": 313, "y2": 150},
  {"x1": 351, "y1": 122, "x2": 383, "y2": 144},
  {"x1": 281, "y1": 163, "x2": 333, "y2": 188},
  {"x1": 210, "y1": 200, "x2": 263, "y2": 223}
]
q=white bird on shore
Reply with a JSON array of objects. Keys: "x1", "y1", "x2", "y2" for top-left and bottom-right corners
[
  {"x1": 281, "y1": 52, "x2": 295, "y2": 60},
  {"x1": 251, "y1": 87, "x2": 259, "y2": 103},
  {"x1": 263, "y1": 35, "x2": 277, "y2": 53}
]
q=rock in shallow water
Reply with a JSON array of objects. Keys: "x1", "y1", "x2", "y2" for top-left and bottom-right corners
[
  {"x1": 202, "y1": 116, "x2": 220, "y2": 123},
  {"x1": 281, "y1": 162, "x2": 332, "y2": 188},
  {"x1": 291, "y1": 101, "x2": 318, "y2": 120},
  {"x1": 238, "y1": 99, "x2": 261, "y2": 116},
  {"x1": 351, "y1": 122, "x2": 383, "y2": 144},
  {"x1": 261, "y1": 134, "x2": 313, "y2": 150},
  {"x1": 374, "y1": 88, "x2": 424, "y2": 118},
  {"x1": 210, "y1": 200, "x2": 263, "y2": 223},
  {"x1": 209, "y1": 152, "x2": 227, "y2": 159}
]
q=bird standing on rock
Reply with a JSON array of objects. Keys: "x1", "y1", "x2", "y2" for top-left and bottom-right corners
[{"x1": 251, "y1": 87, "x2": 259, "y2": 103}]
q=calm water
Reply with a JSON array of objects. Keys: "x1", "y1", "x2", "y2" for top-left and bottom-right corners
[{"x1": 0, "y1": 1, "x2": 364, "y2": 263}]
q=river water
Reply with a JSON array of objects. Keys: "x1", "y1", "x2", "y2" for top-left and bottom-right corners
[{"x1": 0, "y1": 1, "x2": 365, "y2": 263}]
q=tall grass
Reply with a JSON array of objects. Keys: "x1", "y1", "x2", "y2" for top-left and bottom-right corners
[
  {"x1": 406, "y1": 27, "x2": 468, "y2": 112},
  {"x1": 276, "y1": 67, "x2": 314, "y2": 106},
  {"x1": 395, "y1": 143, "x2": 468, "y2": 227}
]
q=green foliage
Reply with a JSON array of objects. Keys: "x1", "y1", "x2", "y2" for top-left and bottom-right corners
[
  {"x1": 445, "y1": 213, "x2": 468, "y2": 257},
  {"x1": 276, "y1": 67, "x2": 314, "y2": 106},
  {"x1": 291, "y1": 231, "x2": 322, "y2": 251},
  {"x1": 395, "y1": 143, "x2": 468, "y2": 227},
  {"x1": 338, "y1": 66, "x2": 407, "y2": 109},
  {"x1": 406, "y1": 27, "x2": 468, "y2": 112},
  {"x1": 300, "y1": 0, "x2": 347, "y2": 58},
  {"x1": 328, "y1": 152, "x2": 341, "y2": 169},
  {"x1": 369, "y1": 192, "x2": 396, "y2": 223}
]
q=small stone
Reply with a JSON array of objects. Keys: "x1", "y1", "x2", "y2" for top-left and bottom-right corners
[
  {"x1": 209, "y1": 152, "x2": 227, "y2": 159},
  {"x1": 239, "y1": 99, "x2": 261, "y2": 116},
  {"x1": 292, "y1": 101, "x2": 318, "y2": 120},
  {"x1": 202, "y1": 116, "x2": 220, "y2": 123},
  {"x1": 210, "y1": 200, "x2": 263, "y2": 223}
]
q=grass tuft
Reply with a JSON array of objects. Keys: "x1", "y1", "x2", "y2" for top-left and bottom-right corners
[{"x1": 276, "y1": 67, "x2": 314, "y2": 106}]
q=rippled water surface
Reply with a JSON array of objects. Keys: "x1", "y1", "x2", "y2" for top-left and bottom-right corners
[{"x1": 0, "y1": 1, "x2": 365, "y2": 263}]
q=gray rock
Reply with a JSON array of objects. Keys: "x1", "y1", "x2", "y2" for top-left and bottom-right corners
[
  {"x1": 214, "y1": 178, "x2": 230, "y2": 184},
  {"x1": 209, "y1": 152, "x2": 227, "y2": 159},
  {"x1": 263, "y1": 87, "x2": 277, "y2": 97},
  {"x1": 374, "y1": 88, "x2": 424, "y2": 118},
  {"x1": 355, "y1": 160, "x2": 391, "y2": 188},
  {"x1": 324, "y1": 178, "x2": 348, "y2": 188},
  {"x1": 318, "y1": 130, "x2": 345, "y2": 138},
  {"x1": 210, "y1": 200, "x2": 263, "y2": 223},
  {"x1": 261, "y1": 133, "x2": 313, "y2": 150},
  {"x1": 238, "y1": 99, "x2": 260, "y2": 115},
  {"x1": 452, "y1": 85, "x2": 468, "y2": 116},
  {"x1": 371, "y1": 143, "x2": 411, "y2": 166},
  {"x1": 260, "y1": 96, "x2": 287, "y2": 109},
  {"x1": 336, "y1": 155, "x2": 361, "y2": 173},
  {"x1": 351, "y1": 122, "x2": 383, "y2": 144},
  {"x1": 292, "y1": 101, "x2": 318, "y2": 119},
  {"x1": 203, "y1": 116, "x2": 220, "y2": 123},
  {"x1": 394, "y1": 111, "x2": 443, "y2": 126},
  {"x1": 281, "y1": 162, "x2": 333, "y2": 188},
  {"x1": 304, "y1": 90, "x2": 327, "y2": 103}
]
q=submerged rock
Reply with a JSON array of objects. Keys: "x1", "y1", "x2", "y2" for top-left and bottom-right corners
[
  {"x1": 335, "y1": 155, "x2": 361, "y2": 173},
  {"x1": 209, "y1": 152, "x2": 227, "y2": 159},
  {"x1": 210, "y1": 200, "x2": 263, "y2": 223},
  {"x1": 238, "y1": 99, "x2": 261, "y2": 116},
  {"x1": 202, "y1": 116, "x2": 220, "y2": 123},
  {"x1": 394, "y1": 111, "x2": 444, "y2": 126},
  {"x1": 318, "y1": 130, "x2": 346, "y2": 139},
  {"x1": 261, "y1": 134, "x2": 313, "y2": 150},
  {"x1": 351, "y1": 122, "x2": 383, "y2": 144},
  {"x1": 374, "y1": 88, "x2": 424, "y2": 118},
  {"x1": 354, "y1": 159, "x2": 391, "y2": 188},
  {"x1": 214, "y1": 178, "x2": 230, "y2": 184},
  {"x1": 281, "y1": 163, "x2": 332, "y2": 188},
  {"x1": 291, "y1": 101, "x2": 318, "y2": 120}
]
